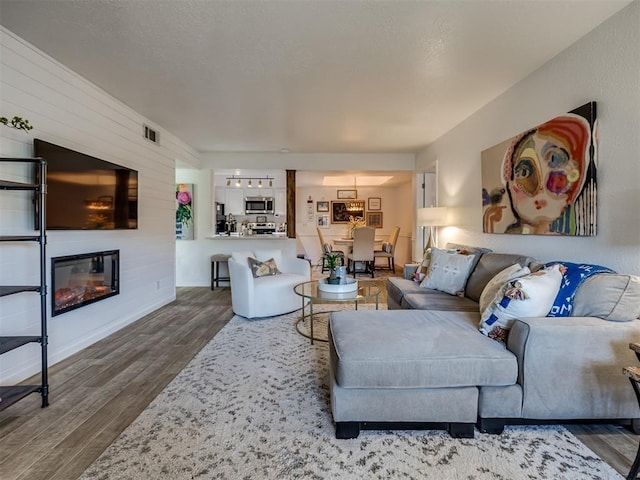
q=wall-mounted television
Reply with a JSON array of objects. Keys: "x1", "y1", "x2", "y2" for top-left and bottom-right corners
[{"x1": 34, "y1": 139, "x2": 138, "y2": 230}]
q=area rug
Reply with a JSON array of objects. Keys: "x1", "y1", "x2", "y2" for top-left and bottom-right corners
[{"x1": 80, "y1": 305, "x2": 622, "y2": 480}]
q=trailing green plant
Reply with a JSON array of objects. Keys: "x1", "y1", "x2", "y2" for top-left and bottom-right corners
[{"x1": 0, "y1": 115, "x2": 33, "y2": 132}]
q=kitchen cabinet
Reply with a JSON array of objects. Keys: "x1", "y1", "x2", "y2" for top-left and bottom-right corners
[
  {"x1": 275, "y1": 188, "x2": 287, "y2": 216},
  {"x1": 248, "y1": 187, "x2": 273, "y2": 198},
  {"x1": 225, "y1": 188, "x2": 245, "y2": 215}
]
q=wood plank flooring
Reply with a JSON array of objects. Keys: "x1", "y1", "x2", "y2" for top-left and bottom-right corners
[
  {"x1": 0, "y1": 287, "x2": 234, "y2": 480},
  {"x1": 1, "y1": 284, "x2": 638, "y2": 479}
]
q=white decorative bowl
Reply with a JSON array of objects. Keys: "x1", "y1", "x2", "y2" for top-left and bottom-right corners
[{"x1": 317, "y1": 277, "x2": 358, "y2": 293}]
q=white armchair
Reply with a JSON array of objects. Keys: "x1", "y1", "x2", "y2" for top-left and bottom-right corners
[{"x1": 228, "y1": 248, "x2": 310, "y2": 319}]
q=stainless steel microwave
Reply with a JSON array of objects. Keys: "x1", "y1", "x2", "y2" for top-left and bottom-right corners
[{"x1": 245, "y1": 196, "x2": 275, "y2": 214}]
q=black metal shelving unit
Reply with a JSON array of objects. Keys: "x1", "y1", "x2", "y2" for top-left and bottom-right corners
[{"x1": 0, "y1": 157, "x2": 48, "y2": 411}]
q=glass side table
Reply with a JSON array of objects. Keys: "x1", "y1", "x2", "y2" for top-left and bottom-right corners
[{"x1": 293, "y1": 280, "x2": 380, "y2": 345}]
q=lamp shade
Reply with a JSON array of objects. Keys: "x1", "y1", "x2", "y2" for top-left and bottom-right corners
[{"x1": 417, "y1": 207, "x2": 448, "y2": 226}]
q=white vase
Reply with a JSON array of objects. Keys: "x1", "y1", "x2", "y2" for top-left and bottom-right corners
[{"x1": 336, "y1": 266, "x2": 348, "y2": 284}]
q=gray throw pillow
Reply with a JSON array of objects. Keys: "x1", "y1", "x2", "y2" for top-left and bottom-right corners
[
  {"x1": 420, "y1": 247, "x2": 476, "y2": 296},
  {"x1": 572, "y1": 274, "x2": 640, "y2": 321}
]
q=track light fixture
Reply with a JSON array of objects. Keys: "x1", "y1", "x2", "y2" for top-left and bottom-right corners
[{"x1": 225, "y1": 175, "x2": 275, "y2": 188}]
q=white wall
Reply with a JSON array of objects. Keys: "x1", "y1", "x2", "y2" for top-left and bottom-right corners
[
  {"x1": 0, "y1": 27, "x2": 199, "y2": 383},
  {"x1": 175, "y1": 168, "x2": 212, "y2": 286},
  {"x1": 296, "y1": 184, "x2": 413, "y2": 268},
  {"x1": 416, "y1": 1, "x2": 640, "y2": 275},
  {"x1": 174, "y1": 153, "x2": 416, "y2": 286},
  {"x1": 175, "y1": 168, "x2": 288, "y2": 286}
]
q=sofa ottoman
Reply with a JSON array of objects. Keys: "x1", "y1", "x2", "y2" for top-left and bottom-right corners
[{"x1": 328, "y1": 309, "x2": 518, "y2": 438}]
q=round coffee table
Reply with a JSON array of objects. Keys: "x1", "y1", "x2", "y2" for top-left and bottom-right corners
[{"x1": 293, "y1": 280, "x2": 381, "y2": 344}]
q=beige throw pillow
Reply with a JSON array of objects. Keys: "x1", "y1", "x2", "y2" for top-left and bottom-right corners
[{"x1": 247, "y1": 257, "x2": 281, "y2": 278}]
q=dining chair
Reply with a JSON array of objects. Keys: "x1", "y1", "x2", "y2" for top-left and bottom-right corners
[
  {"x1": 374, "y1": 226, "x2": 400, "y2": 272},
  {"x1": 317, "y1": 227, "x2": 345, "y2": 272},
  {"x1": 346, "y1": 226, "x2": 375, "y2": 278}
]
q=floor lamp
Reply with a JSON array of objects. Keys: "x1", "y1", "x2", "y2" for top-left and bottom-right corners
[{"x1": 417, "y1": 207, "x2": 448, "y2": 253}]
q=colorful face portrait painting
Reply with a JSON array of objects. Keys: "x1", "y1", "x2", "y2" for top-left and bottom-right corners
[{"x1": 481, "y1": 102, "x2": 597, "y2": 236}]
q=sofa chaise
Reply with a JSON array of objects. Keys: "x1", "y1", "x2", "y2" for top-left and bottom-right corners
[{"x1": 328, "y1": 245, "x2": 640, "y2": 438}]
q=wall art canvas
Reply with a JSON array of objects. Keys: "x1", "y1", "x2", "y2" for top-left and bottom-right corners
[
  {"x1": 481, "y1": 102, "x2": 597, "y2": 236},
  {"x1": 176, "y1": 183, "x2": 194, "y2": 240}
]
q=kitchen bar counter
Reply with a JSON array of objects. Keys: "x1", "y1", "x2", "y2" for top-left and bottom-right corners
[
  {"x1": 206, "y1": 235, "x2": 299, "y2": 260},
  {"x1": 207, "y1": 234, "x2": 289, "y2": 240}
]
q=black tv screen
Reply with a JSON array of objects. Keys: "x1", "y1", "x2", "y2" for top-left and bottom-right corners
[{"x1": 34, "y1": 139, "x2": 138, "y2": 230}]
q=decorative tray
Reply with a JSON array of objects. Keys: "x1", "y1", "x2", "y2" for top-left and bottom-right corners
[{"x1": 318, "y1": 277, "x2": 358, "y2": 293}]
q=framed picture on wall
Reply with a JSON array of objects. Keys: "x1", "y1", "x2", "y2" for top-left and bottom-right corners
[
  {"x1": 366, "y1": 211, "x2": 383, "y2": 228},
  {"x1": 368, "y1": 197, "x2": 381, "y2": 210},
  {"x1": 317, "y1": 214, "x2": 330, "y2": 228},
  {"x1": 337, "y1": 189, "x2": 357, "y2": 199},
  {"x1": 331, "y1": 201, "x2": 364, "y2": 223},
  {"x1": 317, "y1": 201, "x2": 329, "y2": 212}
]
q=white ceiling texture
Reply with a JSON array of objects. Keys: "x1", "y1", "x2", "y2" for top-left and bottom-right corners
[{"x1": 0, "y1": 0, "x2": 630, "y2": 158}]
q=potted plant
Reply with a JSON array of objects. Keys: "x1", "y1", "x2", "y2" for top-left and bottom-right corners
[{"x1": 325, "y1": 253, "x2": 341, "y2": 284}]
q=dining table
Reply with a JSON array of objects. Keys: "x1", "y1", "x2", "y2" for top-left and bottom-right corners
[
  {"x1": 333, "y1": 238, "x2": 385, "y2": 258},
  {"x1": 333, "y1": 237, "x2": 385, "y2": 247},
  {"x1": 332, "y1": 237, "x2": 384, "y2": 273}
]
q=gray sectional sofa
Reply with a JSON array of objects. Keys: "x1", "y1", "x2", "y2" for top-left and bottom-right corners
[{"x1": 328, "y1": 246, "x2": 640, "y2": 438}]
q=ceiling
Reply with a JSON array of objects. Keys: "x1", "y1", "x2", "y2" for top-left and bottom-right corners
[{"x1": 0, "y1": 0, "x2": 630, "y2": 155}]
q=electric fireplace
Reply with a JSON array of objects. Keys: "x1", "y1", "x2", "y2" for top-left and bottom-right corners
[{"x1": 51, "y1": 250, "x2": 119, "y2": 316}]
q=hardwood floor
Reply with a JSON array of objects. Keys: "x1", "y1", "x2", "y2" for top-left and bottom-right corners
[
  {"x1": 1, "y1": 284, "x2": 638, "y2": 479},
  {"x1": 0, "y1": 287, "x2": 234, "y2": 480}
]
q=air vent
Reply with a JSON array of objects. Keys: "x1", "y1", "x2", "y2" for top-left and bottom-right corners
[{"x1": 143, "y1": 125, "x2": 159, "y2": 144}]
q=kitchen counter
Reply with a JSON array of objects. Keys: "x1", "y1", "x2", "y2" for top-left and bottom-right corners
[
  {"x1": 206, "y1": 235, "x2": 298, "y2": 259},
  {"x1": 208, "y1": 234, "x2": 289, "y2": 240}
]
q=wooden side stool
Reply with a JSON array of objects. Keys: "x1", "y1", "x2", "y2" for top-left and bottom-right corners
[
  {"x1": 623, "y1": 342, "x2": 640, "y2": 480},
  {"x1": 211, "y1": 254, "x2": 231, "y2": 290}
]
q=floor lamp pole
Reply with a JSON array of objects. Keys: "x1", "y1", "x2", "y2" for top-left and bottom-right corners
[{"x1": 423, "y1": 226, "x2": 434, "y2": 254}]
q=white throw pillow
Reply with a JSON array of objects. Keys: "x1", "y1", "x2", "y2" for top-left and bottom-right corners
[
  {"x1": 420, "y1": 248, "x2": 476, "y2": 296},
  {"x1": 479, "y1": 264, "x2": 531, "y2": 313},
  {"x1": 479, "y1": 263, "x2": 563, "y2": 343}
]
